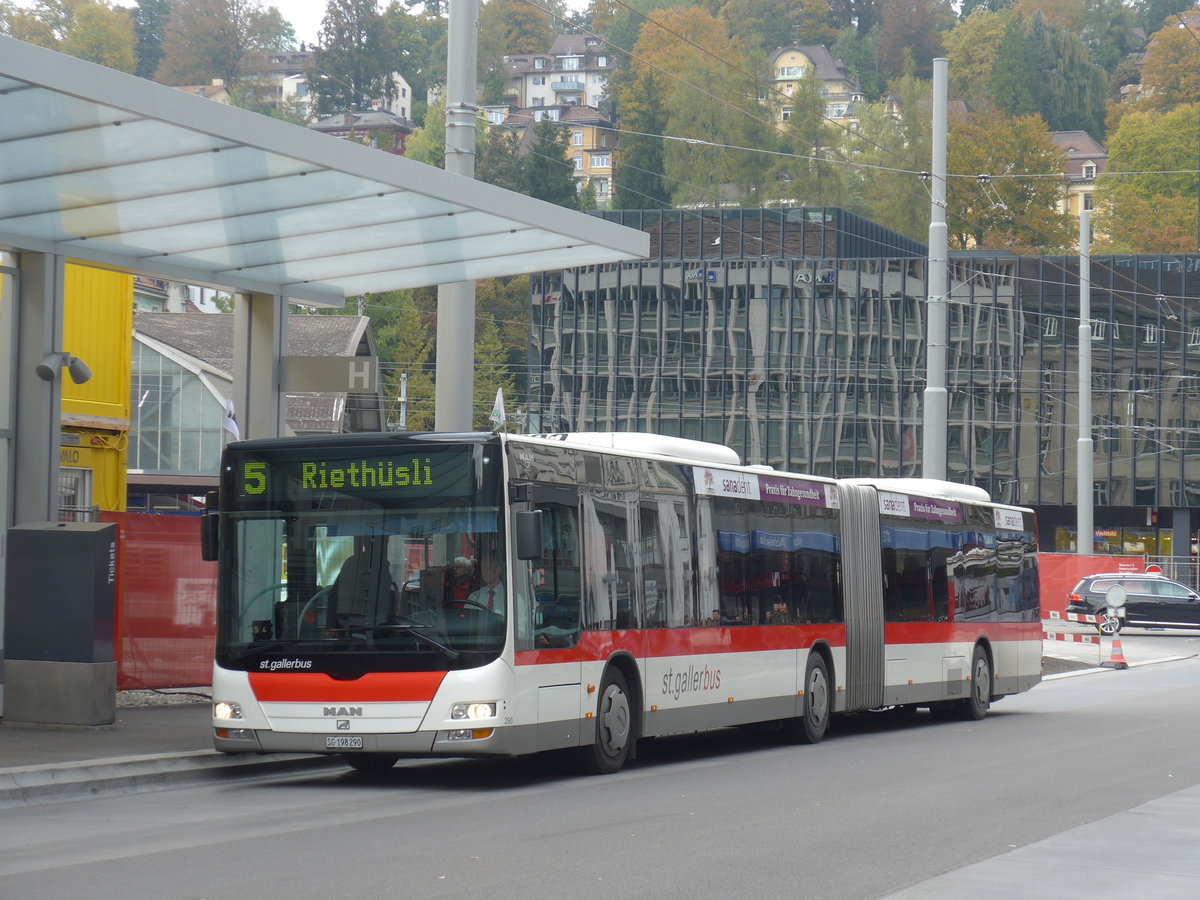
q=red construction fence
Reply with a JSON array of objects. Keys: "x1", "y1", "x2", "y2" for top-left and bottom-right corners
[
  {"x1": 103, "y1": 511, "x2": 216, "y2": 691},
  {"x1": 99, "y1": 514, "x2": 1161, "y2": 691},
  {"x1": 1037, "y1": 552, "x2": 1148, "y2": 619}
]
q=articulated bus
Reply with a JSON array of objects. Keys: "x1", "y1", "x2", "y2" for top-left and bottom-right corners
[{"x1": 203, "y1": 431, "x2": 1041, "y2": 774}]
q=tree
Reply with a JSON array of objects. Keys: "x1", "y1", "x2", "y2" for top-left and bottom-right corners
[
  {"x1": 988, "y1": 14, "x2": 1039, "y2": 116},
  {"x1": 61, "y1": 2, "x2": 137, "y2": 72},
  {"x1": 944, "y1": 10, "x2": 1009, "y2": 110},
  {"x1": 382, "y1": 2, "x2": 443, "y2": 126},
  {"x1": 402, "y1": 99, "x2": 446, "y2": 167},
  {"x1": 875, "y1": 0, "x2": 955, "y2": 80},
  {"x1": 794, "y1": 0, "x2": 842, "y2": 46},
  {"x1": 476, "y1": 274, "x2": 532, "y2": 390},
  {"x1": 1139, "y1": 18, "x2": 1200, "y2": 112},
  {"x1": 841, "y1": 63, "x2": 932, "y2": 241},
  {"x1": 609, "y1": 59, "x2": 670, "y2": 209},
  {"x1": 946, "y1": 106, "x2": 1074, "y2": 252},
  {"x1": 830, "y1": 25, "x2": 886, "y2": 99},
  {"x1": 473, "y1": 318, "x2": 516, "y2": 430},
  {"x1": 475, "y1": 125, "x2": 525, "y2": 193},
  {"x1": 1136, "y1": 0, "x2": 1195, "y2": 34},
  {"x1": 520, "y1": 116, "x2": 577, "y2": 207},
  {"x1": 620, "y1": 6, "x2": 758, "y2": 207},
  {"x1": 1013, "y1": 0, "x2": 1085, "y2": 29},
  {"x1": 1094, "y1": 103, "x2": 1199, "y2": 253},
  {"x1": 132, "y1": 0, "x2": 171, "y2": 78},
  {"x1": 1035, "y1": 15, "x2": 1109, "y2": 135},
  {"x1": 718, "y1": 0, "x2": 798, "y2": 55},
  {"x1": 1080, "y1": 0, "x2": 1137, "y2": 71},
  {"x1": 307, "y1": 0, "x2": 394, "y2": 115},
  {"x1": 371, "y1": 293, "x2": 436, "y2": 432},
  {"x1": 1, "y1": 0, "x2": 73, "y2": 48},
  {"x1": 768, "y1": 71, "x2": 842, "y2": 206},
  {"x1": 154, "y1": 0, "x2": 293, "y2": 87}
]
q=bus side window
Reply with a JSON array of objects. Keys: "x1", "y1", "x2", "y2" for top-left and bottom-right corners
[{"x1": 581, "y1": 493, "x2": 638, "y2": 630}]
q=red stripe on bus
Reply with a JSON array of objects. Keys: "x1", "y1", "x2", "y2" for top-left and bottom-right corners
[
  {"x1": 248, "y1": 671, "x2": 447, "y2": 702},
  {"x1": 884, "y1": 621, "x2": 1044, "y2": 644},
  {"x1": 516, "y1": 624, "x2": 849, "y2": 666}
]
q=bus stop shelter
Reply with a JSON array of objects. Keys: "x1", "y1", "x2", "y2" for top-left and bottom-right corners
[{"x1": 0, "y1": 36, "x2": 648, "y2": 715}]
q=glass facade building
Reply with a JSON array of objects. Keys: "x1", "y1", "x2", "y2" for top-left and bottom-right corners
[{"x1": 528, "y1": 208, "x2": 1200, "y2": 553}]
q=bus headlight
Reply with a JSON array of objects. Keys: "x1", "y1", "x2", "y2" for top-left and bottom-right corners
[
  {"x1": 214, "y1": 701, "x2": 244, "y2": 720},
  {"x1": 450, "y1": 702, "x2": 496, "y2": 720}
]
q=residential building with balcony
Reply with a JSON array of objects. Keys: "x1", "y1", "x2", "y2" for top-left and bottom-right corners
[
  {"x1": 768, "y1": 46, "x2": 865, "y2": 124},
  {"x1": 528, "y1": 207, "x2": 1200, "y2": 555},
  {"x1": 504, "y1": 34, "x2": 614, "y2": 109}
]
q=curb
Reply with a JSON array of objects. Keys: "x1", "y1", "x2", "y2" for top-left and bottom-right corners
[
  {"x1": 0, "y1": 750, "x2": 345, "y2": 809},
  {"x1": 1042, "y1": 653, "x2": 1196, "y2": 680}
]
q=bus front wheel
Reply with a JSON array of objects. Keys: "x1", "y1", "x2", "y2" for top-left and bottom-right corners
[{"x1": 581, "y1": 668, "x2": 633, "y2": 774}]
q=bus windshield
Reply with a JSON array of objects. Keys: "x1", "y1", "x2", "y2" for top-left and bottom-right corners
[{"x1": 215, "y1": 440, "x2": 506, "y2": 673}]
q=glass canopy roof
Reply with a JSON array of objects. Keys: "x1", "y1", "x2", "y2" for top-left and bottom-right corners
[{"x1": 0, "y1": 36, "x2": 648, "y2": 307}]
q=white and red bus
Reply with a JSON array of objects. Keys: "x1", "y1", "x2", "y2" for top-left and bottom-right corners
[{"x1": 203, "y1": 431, "x2": 1041, "y2": 774}]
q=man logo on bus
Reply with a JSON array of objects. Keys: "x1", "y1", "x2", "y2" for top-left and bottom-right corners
[{"x1": 323, "y1": 707, "x2": 363, "y2": 717}]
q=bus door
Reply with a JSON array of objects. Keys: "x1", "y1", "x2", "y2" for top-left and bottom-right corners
[
  {"x1": 515, "y1": 484, "x2": 585, "y2": 751},
  {"x1": 837, "y1": 483, "x2": 885, "y2": 712}
]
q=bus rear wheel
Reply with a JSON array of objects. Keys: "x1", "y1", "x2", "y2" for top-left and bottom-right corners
[
  {"x1": 959, "y1": 646, "x2": 991, "y2": 721},
  {"x1": 783, "y1": 653, "x2": 830, "y2": 744},
  {"x1": 581, "y1": 668, "x2": 633, "y2": 774},
  {"x1": 342, "y1": 753, "x2": 398, "y2": 773}
]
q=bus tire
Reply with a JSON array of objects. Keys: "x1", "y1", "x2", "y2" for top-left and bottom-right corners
[
  {"x1": 959, "y1": 646, "x2": 991, "y2": 721},
  {"x1": 342, "y1": 753, "x2": 399, "y2": 773},
  {"x1": 784, "y1": 653, "x2": 830, "y2": 744},
  {"x1": 581, "y1": 668, "x2": 633, "y2": 774}
]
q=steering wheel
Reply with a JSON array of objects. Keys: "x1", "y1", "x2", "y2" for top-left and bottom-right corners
[{"x1": 238, "y1": 582, "x2": 288, "y2": 632}]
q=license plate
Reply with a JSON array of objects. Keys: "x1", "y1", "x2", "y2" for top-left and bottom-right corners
[{"x1": 325, "y1": 736, "x2": 363, "y2": 750}]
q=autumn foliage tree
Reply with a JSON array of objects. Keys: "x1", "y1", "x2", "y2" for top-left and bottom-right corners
[
  {"x1": 154, "y1": 0, "x2": 293, "y2": 87},
  {"x1": 946, "y1": 107, "x2": 1074, "y2": 252},
  {"x1": 2, "y1": 0, "x2": 137, "y2": 71},
  {"x1": 1094, "y1": 103, "x2": 1200, "y2": 253},
  {"x1": 1138, "y1": 18, "x2": 1200, "y2": 112}
]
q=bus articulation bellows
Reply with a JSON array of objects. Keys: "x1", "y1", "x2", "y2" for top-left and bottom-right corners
[{"x1": 203, "y1": 431, "x2": 1041, "y2": 774}]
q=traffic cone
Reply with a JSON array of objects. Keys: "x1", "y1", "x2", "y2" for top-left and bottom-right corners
[{"x1": 1101, "y1": 636, "x2": 1129, "y2": 670}]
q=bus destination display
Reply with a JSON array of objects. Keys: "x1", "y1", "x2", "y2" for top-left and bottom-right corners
[{"x1": 230, "y1": 447, "x2": 473, "y2": 503}]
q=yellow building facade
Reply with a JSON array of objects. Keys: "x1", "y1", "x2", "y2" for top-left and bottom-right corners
[{"x1": 60, "y1": 263, "x2": 133, "y2": 515}]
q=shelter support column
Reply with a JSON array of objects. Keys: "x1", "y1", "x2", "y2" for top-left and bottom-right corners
[
  {"x1": 12, "y1": 251, "x2": 65, "y2": 524},
  {"x1": 1171, "y1": 508, "x2": 1197, "y2": 562},
  {"x1": 233, "y1": 291, "x2": 287, "y2": 440}
]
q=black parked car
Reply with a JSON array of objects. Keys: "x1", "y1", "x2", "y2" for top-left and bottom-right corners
[{"x1": 1067, "y1": 573, "x2": 1200, "y2": 634}]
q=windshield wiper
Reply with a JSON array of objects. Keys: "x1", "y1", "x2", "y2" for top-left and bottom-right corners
[{"x1": 369, "y1": 622, "x2": 461, "y2": 660}]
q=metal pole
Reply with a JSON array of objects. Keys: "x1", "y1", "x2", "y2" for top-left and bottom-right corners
[
  {"x1": 398, "y1": 372, "x2": 408, "y2": 430},
  {"x1": 1077, "y1": 210, "x2": 1093, "y2": 553},
  {"x1": 922, "y1": 58, "x2": 949, "y2": 481},
  {"x1": 434, "y1": 0, "x2": 479, "y2": 431}
]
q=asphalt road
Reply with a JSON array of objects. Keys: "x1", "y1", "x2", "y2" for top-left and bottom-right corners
[{"x1": 1, "y1": 651, "x2": 1198, "y2": 900}]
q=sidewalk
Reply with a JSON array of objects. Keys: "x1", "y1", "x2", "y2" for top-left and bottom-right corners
[
  {"x1": 0, "y1": 689, "x2": 340, "y2": 809},
  {"x1": 0, "y1": 631, "x2": 1193, "y2": 810}
]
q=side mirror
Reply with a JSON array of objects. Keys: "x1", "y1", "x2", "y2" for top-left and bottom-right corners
[
  {"x1": 200, "y1": 490, "x2": 219, "y2": 561},
  {"x1": 515, "y1": 509, "x2": 544, "y2": 560}
]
